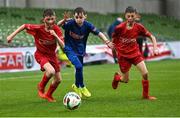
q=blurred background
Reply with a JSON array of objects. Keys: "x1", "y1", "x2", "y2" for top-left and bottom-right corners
[
  {"x1": 0, "y1": 0, "x2": 180, "y2": 72},
  {"x1": 1, "y1": 0, "x2": 180, "y2": 19}
]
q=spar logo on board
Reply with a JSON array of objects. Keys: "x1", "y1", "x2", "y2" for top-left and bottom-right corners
[
  {"x1": 0, "y1": 52, "x2": 24, "y2": 70},
  {"x1": 25, "y1": 51, "x2": 34, "y2": 69}
]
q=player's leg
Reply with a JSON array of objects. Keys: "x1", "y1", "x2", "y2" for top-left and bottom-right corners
[
  {"x1": 112, "y1": 71, "x2": 130, "y2": 89},
  {"x1": 65, "y1": 50, "x2": 81, "y2": 87},
  {"x1": 44, "y1": 72, "x2": 62, "y2": 102},
  {"x1": 112, "y1": 56, "x2": 131, "y2": 89},
  {"x1": 38, "y1": 72, "x2": 51, "y2": 92},
  {"x1": 38, "y1": 62, "x2": 55, "y2": 98},
  {"x1": 35, "y1": 52, "x2": 54, "y2": 98},
  {"x1": 136, "y1": 61, "x2": 156, "y2": 100},
  {"x1": 43, "y1": 57, "x2": 62, "y2": 102},
  {"x1": 75, "y1": 56, "x2": 84, "y2": 88},
  {"x1": 38, "y1": 58, "x2": 55, "y2": 97},
  {"x1": 70, "y1": 56, "x2": 83, "y2": 89},
  {"x1": 38, "y1": 72, "x2": 50, "y2": 97},
  {"x1": 69, "y1": 55, "x2": 91, "y2": 97},
  {"x1": 76, "y1": 56, "x2": 91, "y2": 97},
  {"x1": 72, "y1": 56, "x2": 91, "y2": 97},
  {"x1": 64, "y1": 48, "x2": 91, "y2": 97},
  {"x1": 65, "y1": 51, "x2": 83, "y2": 97},
  {"x1": 79, "y1": 66, "x2": 91, "y2": 97}
]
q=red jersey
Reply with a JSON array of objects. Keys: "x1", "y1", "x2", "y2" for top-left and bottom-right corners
[
  {"x1": 112, "y1": 22, "x2": 151, "y2": 58},
  {"x1": 25, "y1": 24, "x2": 63, "y2": 56}
]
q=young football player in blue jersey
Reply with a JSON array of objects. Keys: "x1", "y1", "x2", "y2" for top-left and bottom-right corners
[{"x1": 58, "y1": 7, "x2": 113, "y2": 98}]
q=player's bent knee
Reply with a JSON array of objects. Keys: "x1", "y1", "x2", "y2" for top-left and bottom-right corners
[
  {"x1": 143, "y1": 70, "x2": 148, "y2": 75},
  {"x1": 47, "y1": 69, "x2": 55, "y2": 77}
]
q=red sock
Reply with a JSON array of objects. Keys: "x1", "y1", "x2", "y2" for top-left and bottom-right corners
[
  {"x1": 142, "y1": 79, "x2": 149, "y2": 98},
  {"x1": 46, "y1": 82, "x2": 60, "y2": 97},
  {"x1": 114, "y1": 72, "x2": 122, "y2": 81},
  {"x1": 39, "y1": 73, "x2": 51, "y2": 88}
]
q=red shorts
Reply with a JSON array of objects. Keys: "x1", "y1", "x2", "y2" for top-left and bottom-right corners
[
  {"x1": 117, "y1": 55, "x2": 144, "y2": 73},
  {"x1": 34, "y1": 51, "x2": 60, "y2": 72}
]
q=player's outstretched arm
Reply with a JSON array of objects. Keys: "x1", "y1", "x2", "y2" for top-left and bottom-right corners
[
  {"x1": 98, "y1": 32, "x2": 114, "y2": 49},
  {"x1": 49, "y1": 30, "x2": 65, "y2": 48},
  {"x1": 149, "y1": 35, "x2": 159, "y2": 55},
  {"x1": 57, "y1": 19, "x2": 66, "y2": 27},
  {"x1": 57, "y1": 12, "x2": 71, "y2": 27},
  {"x1": 7, "y1": 24, "x2": 26, "y2": 43}
]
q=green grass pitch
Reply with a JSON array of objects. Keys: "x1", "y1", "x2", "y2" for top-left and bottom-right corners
[{"x1": 0, "y1": 60, "x2": 180, "y2": 117}]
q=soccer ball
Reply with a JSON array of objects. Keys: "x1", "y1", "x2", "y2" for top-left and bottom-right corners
[{"x1": 63, "y1": 92, "x2": 81, "y2": 110}]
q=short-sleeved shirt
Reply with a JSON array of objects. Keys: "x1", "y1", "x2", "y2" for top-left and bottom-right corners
[
  {"x1": 112, "y1": 21, "x2": 151, "y2": 58},
  {"x1": 62, "y1": 19, "x2": 100, "y2": 56},
  {"x1": 25, "y1": 24, "x2": 63, "y2": 56}
]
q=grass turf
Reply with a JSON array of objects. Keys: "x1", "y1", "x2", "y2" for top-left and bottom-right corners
[{"x1": 0, "y1": 59, "x2": 180, "y2": 117}]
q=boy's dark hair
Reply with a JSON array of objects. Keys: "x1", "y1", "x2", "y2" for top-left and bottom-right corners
[
  {"x1": 43, "y1": 9, "x2": 56, "y2": 17},
  {"x1": 74, "y1": 7, "x2": 86, "y2": 15},
  {"x1": 125, "y1": 6, "x2": 136, "y2": 13}
]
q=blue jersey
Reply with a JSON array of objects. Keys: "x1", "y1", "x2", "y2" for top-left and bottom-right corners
[
  {"x1": 107, "y1": 19, "x2": 122, "y2": 39},
  {"x1": 63, "y1": 19, "x2": 100, "y2": 56}
]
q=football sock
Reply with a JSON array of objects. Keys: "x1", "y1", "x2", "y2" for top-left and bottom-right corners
[
  {"x1": 46, "y1": 82, "x2": 59, "y2": 97},
  {"x1": 39, "y1": 73, "x2": 51, "y2": 88},
  {"x1": 75, "y1": 68, "x2": 84, "y2": 88},
  {"x1": 142, "y1": 79, "x2": 149, "y2": 98}
]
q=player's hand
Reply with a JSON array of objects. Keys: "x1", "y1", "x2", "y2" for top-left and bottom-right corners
[
  {"x1": 106, "y1": 41, "x2": 114, "y2": 49},
  {"x1": 153, "y1": 47, "x2": 159, "y2": 56},
  {"x1": 63, "y1": 11, "x2": 71, "y2": 21},
  {"x1": 49, "y1": 30, "x2": 56, "y2": 36},
  {"x1": 7, "y1": 35, "x2": 13, "y2": 43}
]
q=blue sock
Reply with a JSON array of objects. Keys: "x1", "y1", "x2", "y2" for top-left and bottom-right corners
[{"x1": 75, "y1": 67, "x2": 84, "y2": 88}]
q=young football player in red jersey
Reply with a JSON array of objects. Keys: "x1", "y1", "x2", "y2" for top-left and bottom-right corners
[
  {"x1": 112, "y1": 6, "x2": 159, "y2": 100},
  {"x1": 7, "y1": 9, "x2": 64, "y2": 102}
]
